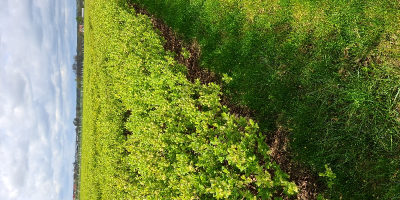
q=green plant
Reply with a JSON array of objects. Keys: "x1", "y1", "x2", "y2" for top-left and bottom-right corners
[
  {"x1": 319, "y1": 164, "x2": 336, "y2": 189},
  {"x1": 182, "y1": 47, "x2": 190, "y2": 59},
  {"x1": 316, "y1": 193, "x2": 327, "y2": 200}
]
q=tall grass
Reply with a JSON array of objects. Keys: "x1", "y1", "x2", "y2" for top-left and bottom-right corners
[{"x1": 131, "y1": 0, "x2": 400, "y2": 198}]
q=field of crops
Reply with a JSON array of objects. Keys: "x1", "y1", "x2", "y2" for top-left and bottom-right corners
[{"x1": 82, "y1": 0, "x2": 400, "y2": 199}]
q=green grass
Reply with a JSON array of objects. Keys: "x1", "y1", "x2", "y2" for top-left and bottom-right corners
[
  {"x1": 80, "y1": 1, "x2": 297, "y2": 199},
  {"x1": 129, "y1": 0, "x2": 400, "y2": 199}
]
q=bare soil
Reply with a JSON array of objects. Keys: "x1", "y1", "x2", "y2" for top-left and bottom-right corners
[{"x1": 129, "y1": 3, "x2": 323, "y2": 199}]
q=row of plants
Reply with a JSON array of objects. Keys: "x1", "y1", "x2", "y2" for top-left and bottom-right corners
[
  {"x1": 129, "y1": 0, "x2": 400, "y2": 199},
  {"x1": 80, "y1": 0, "x2": 298, "y2": 199}
]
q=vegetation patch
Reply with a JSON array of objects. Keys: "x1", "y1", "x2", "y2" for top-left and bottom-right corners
[
  {"x1": 81, "y1": 1, "x2": 298, "y2": 199},
  {"x1": 128, "y1": 0, "x2": 400, "y2": 199},
  {"x1": 82, "y1": 0, "x2": 400, "y2": 199},
  {"x1": 129, "y1": 3, "x2": 321, "y2": 199}
]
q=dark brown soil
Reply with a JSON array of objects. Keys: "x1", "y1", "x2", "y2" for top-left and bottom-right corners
[
  {"x1": 267, "y1": 127, "x2": 322, "y2": 199},
  {"x1": 129, "y1": 4, "x2": 217, "y2": 85},
  {"x1": 128, "y1": 3, "x2": 322, "y2": 199}
]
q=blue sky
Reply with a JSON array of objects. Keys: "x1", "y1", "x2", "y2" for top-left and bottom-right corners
[{"x1": 0, "y1": 0, "x2": 77, "y2": 199}]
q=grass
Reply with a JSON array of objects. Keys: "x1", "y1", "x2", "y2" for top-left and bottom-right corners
[{"x1": 129, "y1": 0, "x2": 400, "y2": 199}]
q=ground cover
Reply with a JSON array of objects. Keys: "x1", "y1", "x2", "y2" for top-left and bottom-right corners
[
  {"x1": 129, "y1": 0, "x2": 400, "y2": 199},
  {"x1": 80, "y1": 0, "x2": 298, "y2": 199},
  {"x1": 129, "y1": 5, "x2": 321, "y2": 199}
]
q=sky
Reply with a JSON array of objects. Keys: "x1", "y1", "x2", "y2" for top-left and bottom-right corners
[{"x1": 0, "y1": 0, "x2": 77, "y2": 200}]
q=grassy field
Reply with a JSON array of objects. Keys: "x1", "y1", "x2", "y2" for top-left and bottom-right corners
[
  {"x1": 81, "y1": 1, "x2": 297, "y2": 199},
  {"x1": 130, "y1": 0, "x2": 400, "y2": 199},
  {"x1": 82, "y1": 0, "x2": 400, "y2": 199}
]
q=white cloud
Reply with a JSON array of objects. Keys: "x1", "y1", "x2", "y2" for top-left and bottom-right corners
[{"x1": 0, "y1": 0, "x2": 77, "y2": 199}]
